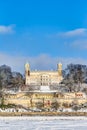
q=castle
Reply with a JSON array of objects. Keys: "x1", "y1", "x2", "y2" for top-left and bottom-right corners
[{"x1": 25, "y1": 62, "x2": 63, "y2": 86}]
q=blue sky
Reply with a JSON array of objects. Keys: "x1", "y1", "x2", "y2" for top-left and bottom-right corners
[{"x1": 0, "y1": 0, "x2": 87, "y2": 72}]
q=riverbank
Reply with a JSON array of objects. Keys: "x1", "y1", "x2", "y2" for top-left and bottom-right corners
[
  {"x1": 0, "y1": 112, "x2": 87, "y2": 116},
  {"x1": 0, "y1": 116, "x2": 87, "y2": 120}
]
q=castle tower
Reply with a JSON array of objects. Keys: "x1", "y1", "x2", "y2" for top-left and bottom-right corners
[
  {"x1": 57, "y1": 62, "x2": 62, "y2": 76},
  {"x1": 25, "y1": 62, "x2": 30, "y2": 85}
]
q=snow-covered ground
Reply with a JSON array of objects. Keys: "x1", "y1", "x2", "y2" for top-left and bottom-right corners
[{"x1": 0, "y1": 116, "x2": 87, "y2": 130}]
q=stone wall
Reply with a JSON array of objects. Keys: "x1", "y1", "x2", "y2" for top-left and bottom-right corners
[{"x1": 4, "y1": 92, "x2": 87, "y2": 108}]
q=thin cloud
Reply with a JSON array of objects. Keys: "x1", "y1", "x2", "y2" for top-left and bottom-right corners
[
  {"x1": 55, "y1": 28, "x2": 87, "y2": 50},
  {"x1": 0, "y1": 25, "x2": 15, "y2": 34},
  {"x1": 47, "y1": 28, "x2": 87, "y2": 39},
  {"x1": 59, "y1": 28, "x2": 87, "y2": 37},
  {"x1": 71, "y1": 39, "x2": 87, "y2": 49},
  {"x1": 0, "y1": 53, "x2": 87, "y2": 73}
]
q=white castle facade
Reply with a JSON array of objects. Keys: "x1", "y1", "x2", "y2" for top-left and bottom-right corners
[{"x1": 25, "y1": 63, "x2": 63, "y2": 86}]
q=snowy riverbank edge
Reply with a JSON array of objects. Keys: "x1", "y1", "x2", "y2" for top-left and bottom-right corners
[
  {"x1": 0, "y1": 116, "x2": 87, "y2": 121},
  {"x1": 1, "y1": 112, "x2": 87, "y2": 116}
]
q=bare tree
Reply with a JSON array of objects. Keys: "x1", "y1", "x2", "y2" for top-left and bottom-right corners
[
  {"x1": 51, "y1": 101, "x2": 60, "y2": 110},
  {"x1": 35, "y1": 102, "x2": 44, "y2": 109}
]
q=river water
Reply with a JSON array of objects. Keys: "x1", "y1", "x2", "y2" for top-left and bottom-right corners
[{"x1": 0, "y1": 116, "x2": 87, "y2": 130}]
